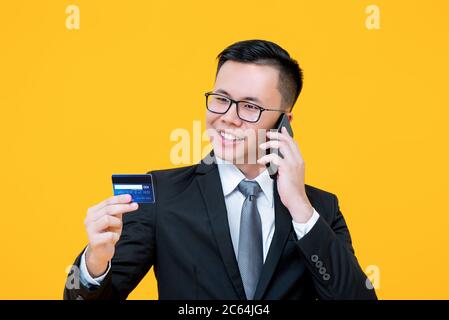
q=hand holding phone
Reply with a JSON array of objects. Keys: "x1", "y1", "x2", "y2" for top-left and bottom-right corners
[{"x1": 265, "y1": 114, "x2": 294, "y2": 179}]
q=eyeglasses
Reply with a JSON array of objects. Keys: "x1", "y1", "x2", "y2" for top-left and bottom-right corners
[{"x1": 205, "y1": 92, "x2": 286, "y2": 123}]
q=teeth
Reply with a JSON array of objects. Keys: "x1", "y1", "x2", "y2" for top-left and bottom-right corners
[{"x1": 219, "y1": 131, "x2": 244, "y2": 141}]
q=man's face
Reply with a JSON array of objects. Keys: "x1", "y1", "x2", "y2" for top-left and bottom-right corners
[{"x1": 206, "y1": 60, "x2": 286, "y2": 164}]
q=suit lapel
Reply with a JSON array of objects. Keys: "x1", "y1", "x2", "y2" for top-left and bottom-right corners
[
  {"x1": 253, "y1": 178, "x2": 292, "y2": 300},
  {"x1": 195, "y1": 155, "x2": 247, "y2": 300},
  {"x1": 195, "y1": 153, "x2": 292, "y2": 300}
]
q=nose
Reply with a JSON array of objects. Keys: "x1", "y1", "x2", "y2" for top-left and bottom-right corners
[{"x1": 220, "y1": 102, "x2": 242, "y2": 126}]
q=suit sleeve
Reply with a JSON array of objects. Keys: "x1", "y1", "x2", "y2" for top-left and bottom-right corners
[
  {"x1": 295, "y1": 194, "x2": 377, "y2": 300},
  {"x1": 63, "y1": 201, "x2": 157, "y2": 300}
]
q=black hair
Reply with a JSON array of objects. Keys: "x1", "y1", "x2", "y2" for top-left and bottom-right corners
[{"x1": 216, "y1": 39, "x2": 303, "y2": 110}]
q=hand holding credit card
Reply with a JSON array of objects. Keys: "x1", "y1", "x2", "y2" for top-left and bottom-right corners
[{"x1": 112, "y1": 174, "x2": 155, "y2": 204}]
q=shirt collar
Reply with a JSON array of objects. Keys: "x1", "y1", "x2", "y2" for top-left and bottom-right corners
[{"x1": 216, "y1": 155, "x2": 274, "y2": 208}]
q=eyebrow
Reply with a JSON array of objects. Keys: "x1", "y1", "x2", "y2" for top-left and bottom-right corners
[{"x1": 214, "y1": 89, "x2": 262, "y2": 104}]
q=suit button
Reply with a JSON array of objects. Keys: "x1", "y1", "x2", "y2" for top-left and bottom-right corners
[
  {"x1": 315, "y1": 261, "x2": 323, "y2": 268},
  {"x1": 323, "y1": 273, "x2": 330, "y2": 281},
  {"x1": 311, "y1": 255, "x2": 319, "y2": 262},
  {"x1": 319, "y1": 267, "x2": 326, "y2": 275}
]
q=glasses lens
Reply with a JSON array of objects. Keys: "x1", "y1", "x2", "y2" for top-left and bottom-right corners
[
  {"x1": 237, "y1": 102, "x2": 261, "y2": 122},
  {"x1": 207, "y1": 94, "x2": 231, "y2": 113}
]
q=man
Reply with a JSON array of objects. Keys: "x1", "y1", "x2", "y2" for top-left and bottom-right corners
[{"x1": 64, "y1": 39, "x2": 377, "y2": 300}]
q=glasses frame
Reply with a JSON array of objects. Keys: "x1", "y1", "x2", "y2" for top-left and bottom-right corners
[{"x1": 205, "y1": 92, "x2": 287, "y2": 123}]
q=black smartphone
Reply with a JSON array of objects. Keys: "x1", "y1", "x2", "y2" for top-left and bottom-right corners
[{"x1": 265, "y1": 113, "x2": 294, "y2": 179}]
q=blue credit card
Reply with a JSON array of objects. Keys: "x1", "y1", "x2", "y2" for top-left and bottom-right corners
[{"x1": 112, "y1": 174, "x2": 155, "y2": 204}]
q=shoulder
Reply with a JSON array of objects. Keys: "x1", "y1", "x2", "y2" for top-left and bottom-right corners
[
  {"x1": 146, "y1": 163, "x2": 205, "y2": 201},
  {"x1": 148, "y1": 164, "x2": 199, "y2": 181},
  {"x1": 304, "y1": 184, "x2": 339, "y2": 218},
  {"x1": 305, "y1": 184, "x2": 337, "y2": 202}
]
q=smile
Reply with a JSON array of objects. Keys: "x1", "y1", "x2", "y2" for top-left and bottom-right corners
[{"x1": 218, "y1": 130, "x2": 245, "y2": 142}]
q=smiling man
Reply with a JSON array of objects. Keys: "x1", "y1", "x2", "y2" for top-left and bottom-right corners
[{"x1": 64, "y1": 39, "x2": 377, "y2": 300}]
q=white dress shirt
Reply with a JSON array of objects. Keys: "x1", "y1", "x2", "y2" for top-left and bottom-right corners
[
  {"x1": 79, "y1": 157, "x2": 320, "y2": 286},
  {"x1": 215, "y1": 156, "x2": 320, "y2": 263}
]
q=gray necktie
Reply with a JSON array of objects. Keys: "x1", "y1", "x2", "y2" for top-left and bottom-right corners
[{"x1": 237, "y1": 180, "x2": 263, "y2": 300}]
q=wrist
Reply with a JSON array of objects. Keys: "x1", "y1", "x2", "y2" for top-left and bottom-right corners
[
  {"x1": 85, "y1": 247, "x2": 109, "y2": 278},
  {"x1": 288, "y1": 200, "x2": 314, "y2": 224}
]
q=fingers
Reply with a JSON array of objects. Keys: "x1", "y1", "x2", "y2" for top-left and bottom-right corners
[
  {"x1": 257, "y1": 153, "x2": 283, "y2": 166},
  {"x1": 85, "y1": 202, "x2": 138, "y2": 224},
  {"x1": 90, "y1": 194, "x2": 133, "y2": 212},
  {"x1": 84, "y1": 195, "x2": 136, "y2": 265},
  {"x1": 265, "y1": 128, "x2": 290, "y2": 141},
  {"x1": 89, "y1": 231, "x2": 120, "y2": 247},
  {"x1": 258, "y1": 127, "x2": 304, "y2": 168},
  {"x1": 90, "y1": 214, "x2": 123, "y2": 233},
  {"x1": 258, "y1": 140, "x2": 295, "y2": 163},
  {"x1": 266, "y1": 127, "x2": 302, "y2": 159}
]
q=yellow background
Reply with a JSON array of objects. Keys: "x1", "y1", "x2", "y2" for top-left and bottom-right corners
[{"x1": 1, "y1": 0, "x2": 448, "y2": 299}]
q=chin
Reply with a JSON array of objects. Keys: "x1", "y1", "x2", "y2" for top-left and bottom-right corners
[{"x1": 213, "y1": 144, "x2": 246, "y2": 164}]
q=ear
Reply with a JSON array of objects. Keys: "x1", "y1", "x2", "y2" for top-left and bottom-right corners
[{"x1": 287, "y1": 113, "x2": 293, "y2": 122}]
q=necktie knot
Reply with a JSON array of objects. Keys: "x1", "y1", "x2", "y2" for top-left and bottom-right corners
[{"x1": 238, "y1": 180, "x2": 261, "y2": 201}]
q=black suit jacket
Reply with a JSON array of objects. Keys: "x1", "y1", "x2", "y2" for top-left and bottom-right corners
[{"x1": 64, "y1": 154, "x2": 377, "y2": 300}]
